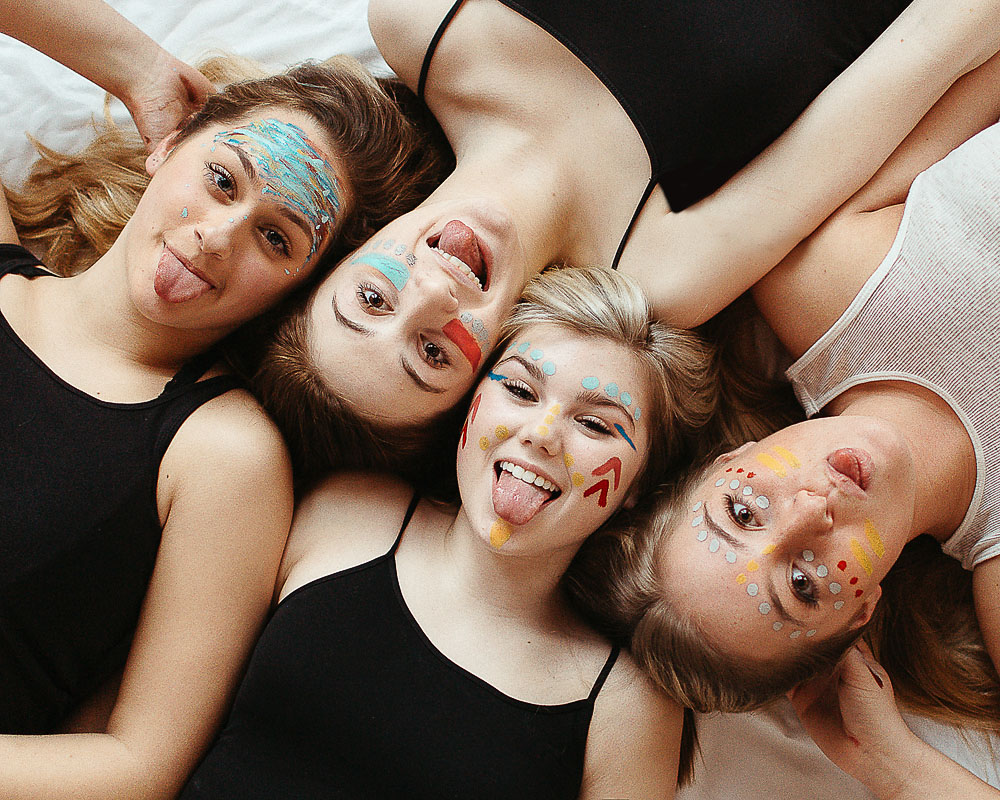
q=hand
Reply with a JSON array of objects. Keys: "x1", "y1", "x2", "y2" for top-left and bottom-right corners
[
  {"x1": 789, "y1": 643, "x2": 922, "y2": 795},
  {"x1": 122, "y1": 51, "x2": 214, "y2": 152}
]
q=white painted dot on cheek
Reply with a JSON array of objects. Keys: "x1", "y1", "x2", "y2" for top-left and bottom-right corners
[
  {"x1": 692, "y1": 501, "x2": 703, "y2": 512},
  {"x1": 817, "y1": 565, "x2": 829, "y2": 578},
  {"x1": 789, "y1": 630, "x2": 802, "y2": 639},
  {"x1": 746, "y1": 583, "x2": 759, "y2": 597},
  {"x1": 742, "y1": 486, "x2": 753, "y2": 496},
  {"x1": 803, "y1": 550, "x2": 815, "y2": 562},
  {"x1": 691, "y1": 515, "x2": 704, "y2": 527},
  {"x1": 829, "y1": 582, "x2": 842, "y2": 595},
  {"x1": 773, "y1": 621, "x2": 783, "y2": 632},
  {"x1": 696, "y1": 530, "x2": 708, "y2": 542},
  {"x1": 806, "y1": 630, "x2": 817, "y2": 637},
  {"x1": 715, "y1": 478, "x2": 725, "y2": 487},
  {"x1": 755, "y1": 496, "x2": 770, "y2": 509},
  {"x1": 834, "y1": 600, "x2": 845, "y2": 611},
  {"x1": 729, "y1": 479, "x2": 740, "y2": 490},
  {"x1": 758, "y1": 602, "x2": 771, "y2": 615},
  {"x1": 725, "y1": 551, "x2": 737, "y2": 563},
  {"x1": 709, "y1": 539, "x2": 720, "y2": 553}
]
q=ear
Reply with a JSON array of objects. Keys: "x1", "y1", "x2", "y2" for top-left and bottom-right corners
[
  {"x1": 145, "y1": 131, "x2": 183, "y2": 176},
  {"x1": 849, "y1": 584, "x2": 882, "y2": 631},
  {"x1": 713, "y1": 441, "x2": 757, "y2": 466}
]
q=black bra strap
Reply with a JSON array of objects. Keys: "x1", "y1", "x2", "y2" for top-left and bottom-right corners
[
  {"x1": 390, "y1": 492, "x2": 422, "y2": 554},
  {"x1": 417, "y1": 0, "x2": 466, "y2": 99},
  {"x1": 611, "y1": 175, "x2": 658, "y2": 270},
  {"x1": 588, "y1": 644, "x2": 621, "y2": 702},
  {"x1": 160, "y1": 347, "x2": 223, "y2": 394}
]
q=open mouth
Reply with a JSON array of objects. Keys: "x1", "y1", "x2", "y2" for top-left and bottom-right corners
[
  {"x1": 492, "y1": 460, "x2": 562, "y2": 526},
  {"x1": 154, "y1": 244, "x2": 215, "y2": 303},
  {"x1": 429, "y1": 219, "x2": 489, "y2": 291}
]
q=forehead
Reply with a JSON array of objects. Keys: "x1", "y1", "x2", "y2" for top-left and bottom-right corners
[{"x1": 497, "y1": 324, "x2": 643, "y2": 381}]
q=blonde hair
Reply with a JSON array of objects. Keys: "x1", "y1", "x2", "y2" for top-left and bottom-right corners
[{"x1": 6, "y1": 54, "x2": 452, "y2": 277}]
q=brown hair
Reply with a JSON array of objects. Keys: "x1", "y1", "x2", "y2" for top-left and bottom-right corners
[{"x1": 6, "y1": 54, "x2": 452, "y2": 278}]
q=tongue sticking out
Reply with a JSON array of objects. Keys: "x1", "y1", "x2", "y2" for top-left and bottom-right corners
[
  {"x1": 154, "y1": 249, "x2": 212, "y2": 303},
  {"x1": 493, "y1": 470, "x2": 552, "y2": 526},
  {"x1": 438, "y1": 220, "x2": 484, "y2": 284}
]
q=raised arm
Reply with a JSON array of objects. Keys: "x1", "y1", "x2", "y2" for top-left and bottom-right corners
[
  {"x1": 791, "y1": 644, "x2": 1000, "y2": 800},
  {"x1": 637, "y1": 0, "x2": 1000, "y2": 326},
  {"x1": 0, "y1": 393, "x2": 292, "y2": 799},
  {"x1": 0, "y1": 0, "x2": 213, "y2": 149}
]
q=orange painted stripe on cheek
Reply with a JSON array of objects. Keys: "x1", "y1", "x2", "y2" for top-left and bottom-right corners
[{"x1": 443, "y1": 319, "x2": 482, "y2": 370}]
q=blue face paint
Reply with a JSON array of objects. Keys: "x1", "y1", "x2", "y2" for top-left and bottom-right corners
[
  {"x1": 214, "y1": 119, "x2": 341, "y2": 268},
  {"x1": 353, "y1": 252, "x2": 410, "y2": 291},
  {"x1": 487, "y1": 371, "x2": 507, "y2": 381},
  {"x1": 581, "y1": 376, "x2": 600, "y2": 390},
  {"x1": 614, "y1": 423, "x2": 637, "y2": 451}
]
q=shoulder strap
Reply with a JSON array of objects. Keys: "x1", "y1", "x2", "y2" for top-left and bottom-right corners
[
  {"x1": 390, "y1": 492, "x2": 422, "y2": 554},
  {"x1": 160, "y1": 347, "x2": 227, "y2": 394},
  {"x1": 0, "y1": 243, "x2": 53, "y2": 277},
  {"x1": 610, "y1": 176, "x2": 657, "y2": 270},
  {"x1": 417, "y1": 0, "x2": 466, "y2": 99},
  {"x1": 587, "y1": 644, "x2": 621, "y2": 702}
]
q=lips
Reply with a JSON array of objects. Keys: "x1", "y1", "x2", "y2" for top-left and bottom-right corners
[
  {"x1": 432, "y1": 220, "x2": 488, "y2": 290},
  {"x1": 154, "y1": 245, "x2": 214, "y2": 303},
  {"x1": 492, "y1": 460, "x2": 561, "y2": 525},
  {"x1": 827, "y1": 448, "x2": 872, "y2": 493}
]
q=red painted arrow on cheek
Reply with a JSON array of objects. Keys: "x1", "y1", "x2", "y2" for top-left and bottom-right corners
[
  {"x1": 460, "y1": 393, "x2": 482, "y2": 450},
  {"x1": 583, "y1": 480, "x2": 610, "y2": 508},
  {"x1": 591, "y1": 457, "x2": 622, "y2": 490}
]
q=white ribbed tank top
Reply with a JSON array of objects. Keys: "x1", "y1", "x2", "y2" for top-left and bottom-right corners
[{"x1": 787, "y1": 121, "x2": 1000, "y2": 570}]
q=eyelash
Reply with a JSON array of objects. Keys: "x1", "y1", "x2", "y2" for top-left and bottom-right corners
[
  {"x1": 356, "y1": 282, "x2": 390, "y2": 312},
  {"x1": 724, "y1": 494, "x2": 761, "y2": 529},
  {"x1": 501, "y1": 378, "x2": 536, "y2": 402},
  {"x1": 421, "y1": 336, "x2": 450, "y2": 368},
  {"x1": 579, "y1": 415, "x2": 612, "y2": 434},
  {"x1": 204, "y1": 162, "x2": 291, "y2": 257}
]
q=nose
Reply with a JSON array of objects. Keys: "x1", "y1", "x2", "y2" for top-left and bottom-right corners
[
  {"x1": 411, "y1": 263, "x2": 460, "y2": 315},
  {"x1": 519, "y1": 405, "x2": 564, "y2": 458},
  {"x1": 195, "y1": 212, "x2": 237, "y2": 260},
  {"x1": 778, "y1": 489, "x2": 833, "y2": 542}
]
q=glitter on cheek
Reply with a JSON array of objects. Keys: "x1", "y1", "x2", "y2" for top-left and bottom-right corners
[{"x1": 181, "y1": 207, "x2": 188, "y2": 218}]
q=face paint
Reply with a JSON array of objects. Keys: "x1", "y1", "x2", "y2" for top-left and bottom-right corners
[
  {"x1": 460, "y1": 312, "x2": 491, "y2": 347},
  {"x1": 443, "y1": 318, "x2": 482, "y2": 370},
  {"x1": 214, "y1": 119, "x2": 341, "y2": 266},
  {"x1": 614, "y1": 424, "x2": 637, "y2": 451},
  {"x1": 460, "y1": 392, "x2": 482, "y2": 449},
  {"x1": 490, "y1": 518, "x2": 513, "y2": 548},
  {"x1": 353, "y1": 252, "x2": 410, "y2": 290},
  {"x1": 181, "y1": 207, "x2": 188, "y2": 218}
]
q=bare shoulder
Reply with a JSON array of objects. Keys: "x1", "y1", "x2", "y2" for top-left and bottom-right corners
[
  {"x1": 277, "y1": 470, "x2": 418, "y2": 600},
  {"x1": 367, "y1": 0, "x2": 456, "y2": 87},
  {"x1": 582, "y1": 650, "x2": 682, "y2": 799}
]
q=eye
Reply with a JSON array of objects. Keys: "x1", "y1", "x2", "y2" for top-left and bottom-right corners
[
  {"x1": 421, "y1": 337, "x2": 449, "y2": 368},
  {"x1": 724, "y1": 494, "x2": 761, "y2": 529},
  {"x1": 791, "y1": 565, "x2": 818, "y2": 605},
  {"x1": 501, "y1": 378, "x2": 536, "y2": 402},
  {"x1": 578, "y1": 415, "x2": 612, "y2": 434},
  {"x1": 357, "y1": 283, "x2": 390, "y2": 312},
  {"x1": 263, "y1": 227, "x2": 291, "y2": 257},
  {"x1": 204, "y1": 163, "x2": 235, "y2": 197}
]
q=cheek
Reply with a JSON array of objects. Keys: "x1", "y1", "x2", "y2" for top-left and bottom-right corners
[{"x1": 458, "y1": 391, "x2": 513, "y2": 453}]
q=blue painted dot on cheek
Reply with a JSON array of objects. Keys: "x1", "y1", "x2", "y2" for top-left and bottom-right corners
[
  {"x1": 181, "y1": 207, "x2": 188, "y2": 218},
  {"x1": 518, "y1": 342, "x2": 531, "y2": 354},
  {"x1": 542, "y1": 361, "x2": 556, "y2": 376},
  {"x1": 530, "y1": 349, "x2": 543, "y2": 361},
  {"x1": 582, "y1": 376, "x2": 600, "y2": 390},
  {"x1": 461, "y1": 312, "x2": 473, "y2": 323},
  {"x1": 620, "y1": 392, "x2": 632, "y2": 406}
]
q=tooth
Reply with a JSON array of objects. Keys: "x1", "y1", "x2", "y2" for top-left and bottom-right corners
[
  {"x1": 533, "y1": 476, "x2": 545, "y2": 487},
  {"x1": 512, "y1": 465, "x2": 524, "y2": 478},
  {"x1": 523, "y1": 470, "x2": 536, "y2": 483}
]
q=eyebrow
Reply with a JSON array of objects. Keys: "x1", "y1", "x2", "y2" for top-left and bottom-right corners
[
  {"x1": 332, "y1": 295, "x2": 373, "y2": 337},
  {"x1": 222, "y1": 141, "x2": 317, "y2": 247},
  {"x1": 702, "y1": 507, "x2": 746, "y2": 551},
  {"x1": 400, "y1": 356, "x2": 447, "y2": 394}
]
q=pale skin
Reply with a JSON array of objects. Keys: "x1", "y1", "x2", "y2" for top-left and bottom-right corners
[
  {"x1": 275, "y1": 328, "x2": 682, "y2": 798},
  {"x1": 0, "y1": 15, "x2": 349, "y2": 796}
]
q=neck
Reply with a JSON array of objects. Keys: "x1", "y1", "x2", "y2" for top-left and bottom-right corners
[{"x1": 828, "y1": 382, "x2": 976, "y2": 542}]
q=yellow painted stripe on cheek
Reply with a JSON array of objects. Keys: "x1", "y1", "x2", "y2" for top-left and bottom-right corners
[
  {"x1": 865, "y1": 519, "x2": 885, "y2": 558},
  {"x1": 773, "y1": 446, "x2": 801, "y2": 468},
  {"x1": 756, "y1": 453, "x2": 787, "y2": 477},
  {"x1": 850, "y1": 538, "x2": 873, "y2": 576}
]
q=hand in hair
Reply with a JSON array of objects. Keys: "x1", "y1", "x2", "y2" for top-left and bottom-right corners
[
  {"x1": 124, "y1": 51, "x2": 214, "y2": 152},
  {"x1": 790, "y1": 643, "x2": 1000, "y2": 800}
]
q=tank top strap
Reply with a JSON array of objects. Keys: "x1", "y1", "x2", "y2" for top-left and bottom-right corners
[
  {"x1": 390, "y1": 492, "x2": 422, "y2": 554},
  {"x1": 160, "y1": 347, "x2": 227, "y2": 394},
  {"x1": 418, "y1": 0, "x2": 466, "y2": 99},
  {"x1": 587, "y1": 644, "x2": 621, "y2": 702},
  {"x1": 610, "y1": 175, "x2": 657, "y2": 270}
]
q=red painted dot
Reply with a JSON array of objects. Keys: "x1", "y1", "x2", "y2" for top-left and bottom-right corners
[
  {"x1": 855, "y1": 589, "x2": 864, "y2": 598},
  {"x1": 726, "y1": 467, "x2": 733, "y2": 472},
  {"x1": 837, "y1": 561, "x2": 847, "y2": 571},
  {"x1": 736, "y1": 468, "x2": 744, "y2": 473},
  {"x1": 849, "y1": 576, "x2": 858, "y2": 585},
  {"x1": 747, "y1": 472, "x2": 755, "y2": 478}
]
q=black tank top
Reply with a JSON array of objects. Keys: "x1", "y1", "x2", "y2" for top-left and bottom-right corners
[
  {"x1": 181, "y1": 496, "x2": 620, "y2": 799},
  {"x1": 420, "y1": 0, "x2": 911, "y2": 267},
  {"x1": 0, "y1": 244, "x2": 241, "y2": 732}
]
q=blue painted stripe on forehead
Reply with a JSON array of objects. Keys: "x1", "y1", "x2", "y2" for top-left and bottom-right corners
[
  {"x1": 215, "y1": 119, "x2": 341, "y2": 261},
  {"x1": 354, "y1": 253, "x2": 410, "y2": 290}
]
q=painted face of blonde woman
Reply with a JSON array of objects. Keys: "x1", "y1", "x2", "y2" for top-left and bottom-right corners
[{"x1": 658, "y1": 416, "x2": 919, "y2": 662}]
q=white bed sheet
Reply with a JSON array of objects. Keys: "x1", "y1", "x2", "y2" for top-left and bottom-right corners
[{"x1": 1, "y1": 0, "x2": 387, "y2": 187}]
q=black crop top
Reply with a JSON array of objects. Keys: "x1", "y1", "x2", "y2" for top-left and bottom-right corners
[
  {"x1": 0, "y1": 244, "x2": 240, "y2": 732},
  {"x1": 181, "y1": 496, "x2": 620, "y2": 799},
  {"x1": 420, "y1": 0, "x2": 911, "y2": 266}
]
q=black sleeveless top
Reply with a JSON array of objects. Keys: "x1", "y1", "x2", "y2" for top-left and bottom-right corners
[
  {"x1": 181, "y1": 496, "x2": 620, "y2": 799},
  {"x1": 0, "y1": 244, "x2": 241, "y2": 733},
  {"x1": 420, "y1": 0, "x2": 911, "y2": 267}
]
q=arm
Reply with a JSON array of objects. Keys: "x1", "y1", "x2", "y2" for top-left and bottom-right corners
[
  {"x1": 791, "y1": 644, "x2": 1000, "y2": 800},
  {"x1": 973, "y1": 557, "x2": 1000, "y2": 681},
  {"x1": 0, "y1": 392, "x2": 292, "y2": 799},
  {"x1": 579, "y1": 655, "x2": 682, "y2": 800},
  {"x1": 635, "y1": 0, "x2": 1000, "y2": 326},
  {"x1": 0, "y1": 0, "x2": 213, "y2": 149}
]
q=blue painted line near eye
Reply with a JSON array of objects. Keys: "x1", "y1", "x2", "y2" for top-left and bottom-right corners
[
  {"x1": 614, "y1": 423, "x2": 637, "y2": 451},
  {"x1": 487, "y1": 371, "x2": 507, "y2": 381},
  {"x1": 353, "y1": 253, "x2": 410, "y2": 290}
]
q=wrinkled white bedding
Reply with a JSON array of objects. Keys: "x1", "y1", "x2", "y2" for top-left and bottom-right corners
[{"x1": 0, "y1": 0, "x2": 387, "y2": 186}]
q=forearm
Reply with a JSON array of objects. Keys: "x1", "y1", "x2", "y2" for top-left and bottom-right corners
[
  {"x1": 0, "y1": 0, "x2": 169, "y2": 107},
  {"x1": 860, "y1": 735, "x2": 1000, "y2": 800}
]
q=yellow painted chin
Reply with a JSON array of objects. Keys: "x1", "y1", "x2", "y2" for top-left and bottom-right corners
[{"x1": 490, "y1": 519, "x2": 513, "y2": 548}]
